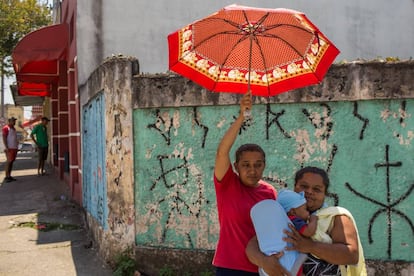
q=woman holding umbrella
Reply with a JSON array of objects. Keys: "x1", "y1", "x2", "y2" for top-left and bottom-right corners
[
  {"x1": 212, "y1": 92, "x2": 289, "y2": 275},
  {"x1": 168, "y1": 5, "x2": 343, "y2": 274}
]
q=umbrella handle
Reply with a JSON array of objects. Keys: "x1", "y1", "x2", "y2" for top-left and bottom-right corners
[
  {"x1": 244, "y1": 35, "x2": 253, "y2": 120},
  {"x1": 243, "y1": 109, "x2": 252, "y2": 119},
  {"x1": 243, "y1": 89, "x2": 252, "y2": 119}
]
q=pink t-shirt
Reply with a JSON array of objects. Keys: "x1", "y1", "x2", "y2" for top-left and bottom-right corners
[{"x1": 213, "y1": 166, "x2": 277, "y2": 272}]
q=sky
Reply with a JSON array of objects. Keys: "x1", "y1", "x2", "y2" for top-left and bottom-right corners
[
  {"x1": 4, "y1": 75, "x2": 32, "y2": 119},
  {"x1": 4, "y1": 76, "x2": 14, "y2": 105}
]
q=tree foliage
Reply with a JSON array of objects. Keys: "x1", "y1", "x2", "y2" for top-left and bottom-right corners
[{"x1": 0, "y1": 0, "x2": 52, "y2": 77}]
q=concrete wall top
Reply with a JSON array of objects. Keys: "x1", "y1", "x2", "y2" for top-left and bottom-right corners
[
  {"x1": 133, "y1": 61, "x2": 414, "y2": 109},
  {"x1": 79, "y1": 55, "x2": 139, "y2": 108}
]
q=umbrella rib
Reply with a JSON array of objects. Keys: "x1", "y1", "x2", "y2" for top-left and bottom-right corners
[
  {"x1": 191, "y1": 17, "x2": 246, "y2": 49},
  {"x1": 240, "y1": 11, "x2": 313, "y2": 59},
  {"x1": 191, "y1": 18, "x2": 252, "y2": 80},
  {"x1": 192, "y1": 17, "x2": 316, "y2": 59},
  {"x1": 266, "y1": 23, "x2": 313, "y2": 35},
  {"x1": 261, "y1": 23, "x2": 316, "y2": 58},
  {"x1": 260, "y1": 33, "x2": 307, "y2": 59},
  {"x1": 200, "y1": 35, "x2": 251, "y2": 88},
  {"x1": 192, "y1": 30, "x2": 241, "y2": 49},
  {"x1": 192, "y1": 14, "x2": 271, "y2": 49},
  {"x1": 252, "y1": 37, "x2": 271, "y2": 96}
]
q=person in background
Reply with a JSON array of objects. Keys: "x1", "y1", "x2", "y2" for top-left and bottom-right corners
[
  {"x1": 31, "y1": 116, "x2": 50, "y2": 176},
  {"x1": 2, "y1": 117, "x2": 19, "y2": 183},
  {"x1": 212, "y1": 92, "x2": 288, "y2": 276},
  {"x1": 246, "y1": 166, "x2": 367, "y2": 276}
]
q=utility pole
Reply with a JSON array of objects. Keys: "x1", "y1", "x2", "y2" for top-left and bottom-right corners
[{"x1": 1, "y1": 60, "x2": 4, "y2": 119}]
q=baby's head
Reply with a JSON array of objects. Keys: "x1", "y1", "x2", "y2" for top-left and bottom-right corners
[{"x1": 277, "y1": 189, "x2": 310, "y2": 221}]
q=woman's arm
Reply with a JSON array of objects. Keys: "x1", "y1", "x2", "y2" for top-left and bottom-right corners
[
  {"x1": 245, "y1": 236, "x2": 291, "y2": 276},
  {"x1": 214, "y1": 93, "x2": 251, "y2": 181},
  {"x1": 284, "y1": 215, "x2": 359, "y2": 265}
]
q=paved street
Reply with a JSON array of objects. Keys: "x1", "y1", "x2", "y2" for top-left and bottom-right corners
[{"x1": 0, "y1": 151, "x2": 113, "y2": 276}]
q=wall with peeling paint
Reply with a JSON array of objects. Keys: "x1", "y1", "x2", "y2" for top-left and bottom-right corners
[
  {"x1": 132, "y1": 61, "x2": 414, "y2": 274},
  {"x1": 134, "y1": 100, "x2": 414, "y2": 261},
  {"x1": 79, "y1": 56, "x2": 139, "y2": 261},
  {"x1": 82, "y1": 93, "x2": 108, "y2": 229},
  {"x1": 80, "y1": 58, "x2": 414, "y2": 275}
]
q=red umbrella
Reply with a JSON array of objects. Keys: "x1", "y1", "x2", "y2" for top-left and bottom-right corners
[
  {"x1": 21, "y1": 115, "x2": 42, "y2": 128},
  {"x1": 168, "y1": 4, "x2": 340, "y2": 97}
]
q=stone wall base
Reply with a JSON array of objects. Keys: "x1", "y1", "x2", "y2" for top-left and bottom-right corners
[
  {"x1": 133, "y1": 246, "x2": 414, "y2": 276},
  {"x1": 366, "y1": 260, "x2": 414, "y2": 276},
  {"x1": 135, "y1": 247, "x2": 215, "y2": 275}
]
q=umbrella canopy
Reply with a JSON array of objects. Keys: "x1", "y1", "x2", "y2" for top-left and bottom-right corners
[{"x1": 168, "y1": 4, "x2": 340, "y2": 97}]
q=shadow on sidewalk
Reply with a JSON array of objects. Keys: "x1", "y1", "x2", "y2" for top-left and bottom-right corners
[{"x1": 0, "y1": 152, "x2": 112, "y2": 275}]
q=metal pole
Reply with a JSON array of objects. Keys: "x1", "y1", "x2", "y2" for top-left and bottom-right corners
[{"x1": 1, "y1": 60, "x2": 4, "y2": 119}]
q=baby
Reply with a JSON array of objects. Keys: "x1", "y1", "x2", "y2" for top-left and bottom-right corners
[
  {"x1": 250, "y1": 190, "x2": 314, "y2": 276},
  {"x1": 277, "y1": 189, "x2": 318, "y2": 238}
]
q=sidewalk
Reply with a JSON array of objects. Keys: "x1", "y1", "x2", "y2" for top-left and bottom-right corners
[{"x1": 0, "y1": 151, "x2": 113, "y2": 276}]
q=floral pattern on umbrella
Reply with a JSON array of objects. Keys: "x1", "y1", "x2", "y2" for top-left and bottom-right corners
[{"x1": 168, "y1": 4, "x2": 340, "y2": 97}]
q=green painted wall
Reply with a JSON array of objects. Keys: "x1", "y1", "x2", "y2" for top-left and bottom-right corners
[{"x1": 134, "y1": 99, "x2": 414, "y2": 261}]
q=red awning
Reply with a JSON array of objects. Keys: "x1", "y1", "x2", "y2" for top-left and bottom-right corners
[
  {"x1": 10, "y1": 84, "x2": 45, "y2": 106},
  {"x1": 12, "y1": 23, "x2": 69, "y2": 97},
  {"x1": 17, "y1": 82, "x2": 51, "y2": 97}
]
